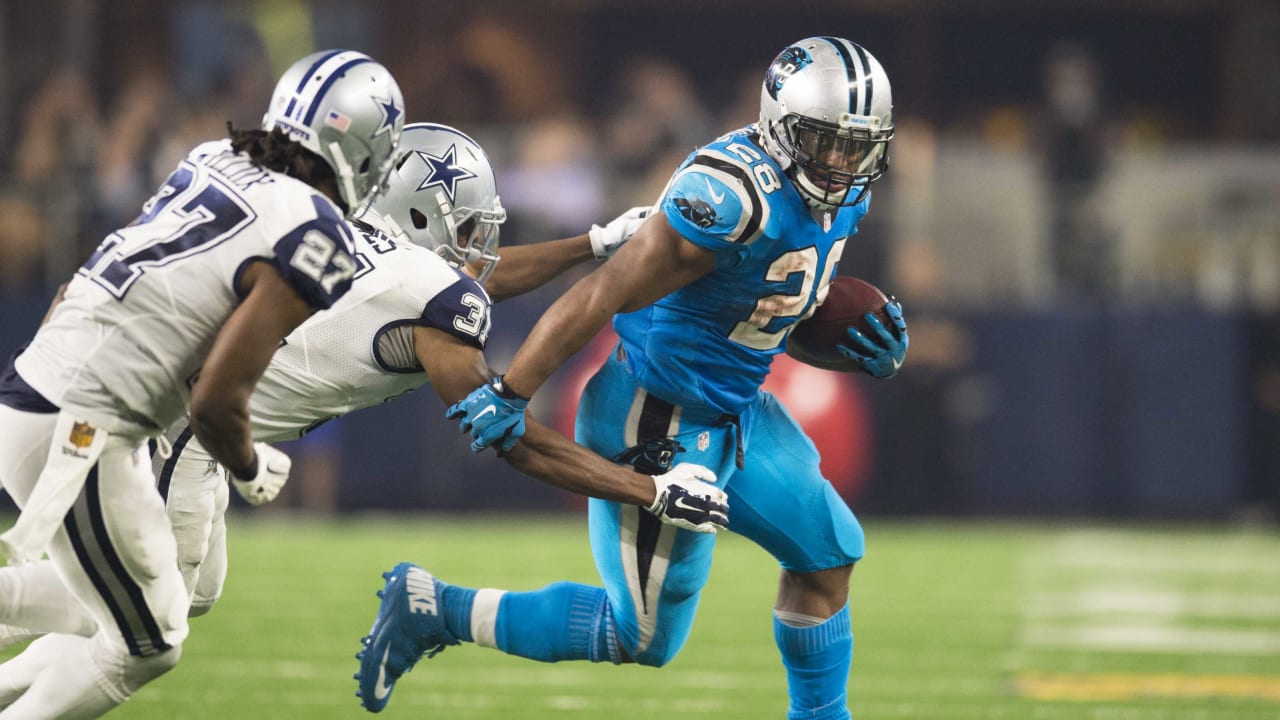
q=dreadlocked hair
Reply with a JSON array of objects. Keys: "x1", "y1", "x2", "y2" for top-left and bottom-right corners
[{"x1": 227, "y1": 123, "x2": 336, "y2": 190}]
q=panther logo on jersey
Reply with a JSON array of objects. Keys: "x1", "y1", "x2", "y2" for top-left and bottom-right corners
[
  {"x1": 765, "y1": 46, "x2": 813, "y2": 99},
  {"x1": 674, "y1": 197, "x2": 718, "y2": 229}
]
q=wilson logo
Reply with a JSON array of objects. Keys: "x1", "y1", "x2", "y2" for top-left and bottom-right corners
[{"x1": 405, "y1": 568, "x2": 439, "y2": 616}]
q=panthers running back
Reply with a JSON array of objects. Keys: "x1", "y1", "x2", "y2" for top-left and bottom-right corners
[
  {"x1": 410, "y1": 37, "x2": 908, "y2": 720},
  {"x1": 0, "y1": 49, "x2": 404, "y2": 718}
]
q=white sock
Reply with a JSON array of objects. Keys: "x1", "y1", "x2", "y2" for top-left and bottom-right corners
[
  {"x1": 774, "y1": 609, "x2": 827, "y2": 628},
  {"x1": 0, "y1": 634, "x2": 99, "y2": 709},
  {"x1": 0, "y1": 562, "x2": 96, "y2": 638},
  {"x1": 0, "y1": 634, "x2": 120, "y2": 719}
]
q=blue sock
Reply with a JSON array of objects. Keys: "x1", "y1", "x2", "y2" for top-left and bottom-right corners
[
  {"x1": 773, "y1": 604, "x2": 853, "y2": 720},
  {"x1": 438, "y1": 583, "x2": 477, "y2": 642},
  {"x1": 492, "y1": 582, "x2": 620, "y2": 663}
]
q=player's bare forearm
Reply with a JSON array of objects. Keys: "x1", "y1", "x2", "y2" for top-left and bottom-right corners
[
  {"x1": 483, "y1": 234, "x2": 594, "y2": 302},
  {"x1": 504, "y1": 419, "x2": 657, "y2": 506},
  {"x1": 502, "y1": 215, "x2": 714, "y2": 398},
  {"x1": 415, "y1": 326, "x2": 656, "y2": 505},
  {"x1": 190, "y1": 262, "x2": 312, "y2": 476}
]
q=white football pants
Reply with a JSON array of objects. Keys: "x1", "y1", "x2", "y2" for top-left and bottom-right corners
[{"x1": 0, "y1": 405, "x2": 188, "y2": 716}]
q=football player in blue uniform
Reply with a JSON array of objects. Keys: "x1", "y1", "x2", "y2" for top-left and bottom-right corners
[{"x1": 361, "y1": 38, "x2": 907, "y2": 719}]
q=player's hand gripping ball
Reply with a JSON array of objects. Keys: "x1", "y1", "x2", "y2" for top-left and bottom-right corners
[{"x1": 789, "y1": 276, "x2": 908, "y2": 378}]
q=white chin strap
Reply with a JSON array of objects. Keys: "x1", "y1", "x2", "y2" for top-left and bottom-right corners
[
  {"x1": 326, "y1": 141, "x2": 361, "y2": 214},
  {"x1": 794, "y1": 170, "x2": 847, "y2": 210}
]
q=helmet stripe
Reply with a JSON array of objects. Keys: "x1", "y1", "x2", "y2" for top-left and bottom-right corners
[
  {"x1": 301, "y1": 57, "x2": 372, "y2": 125},
  {"x1": 823, "y1": 37, "x2": 875, "y2": 116},
  {"x1": 850, "y1": 42, "x2": 875, "y2": 116},
  {"x1": 294, "y1": 49, "x2": 345, "y2": 93},
  {"x1": 408, "y1": 122, "x2": 483, "y2": 149},
  {"x1": 821, "y1": 36, "x2": 858, "y2": 114}
]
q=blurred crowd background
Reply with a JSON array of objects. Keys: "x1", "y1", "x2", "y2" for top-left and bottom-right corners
[{"x1": 1, "y1": 0, "x2": 1278, "y2": 522}]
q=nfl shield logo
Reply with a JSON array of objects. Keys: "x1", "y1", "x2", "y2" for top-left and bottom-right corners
[
  {"x1": 697, "y1": 431, "x2": 710, "y2": 452},
  {"x1": 69, "y1": 421, "x2": 96, "y2": 449}
]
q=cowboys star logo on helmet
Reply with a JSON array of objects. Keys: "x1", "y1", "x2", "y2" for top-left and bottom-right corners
[
  {"x1": 261, "y1": 49, "x2": 405, "y2": 215},
  {"x1": 414, "y1": 144, "x2": 478, "y2": 204},
  {"x1": 372, "y1": 95, "x2": 401, "y2": 138},
  {"x1": 369, "y1": 124, "x2": 506, "y2": 284}
]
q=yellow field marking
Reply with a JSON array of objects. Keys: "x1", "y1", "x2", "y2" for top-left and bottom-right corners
[{"x1": 1017, "y1": 672, "x2": 1280, "y2": 703}]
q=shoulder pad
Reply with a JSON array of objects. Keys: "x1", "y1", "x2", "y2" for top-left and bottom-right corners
[{"x1": 662, "y1": 148, "x2": 771, "y2": 247}]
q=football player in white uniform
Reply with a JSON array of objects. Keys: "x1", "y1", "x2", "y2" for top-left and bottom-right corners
[
  {"x1": 0, "y1": 122, "x2": 726, "y2": 711},
  {"x1": 0, "y1": 50, "x2": 405, "y2": 718},
  {"x1": 152, "y1": 123, "x2": 721, "y2": 617}
]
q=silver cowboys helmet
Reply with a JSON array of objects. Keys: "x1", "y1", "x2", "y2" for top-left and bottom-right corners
[
  {"x1": 262, "y1": 49, "x2": 405, "y2": 216},
  {"x1": 758, "y1": 37, "x2": 894, "y2": 209},
  {"x1": 369, "y1": 123, "x2": 505, "y2": 284}
]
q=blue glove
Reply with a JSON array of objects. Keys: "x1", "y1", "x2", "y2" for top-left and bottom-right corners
[
  {"x1": 838, "y1": 300, "x2": 908, "y2": 378},
  {"x1": 445, "y1": 376, "x2": 529, "y2": 454}
]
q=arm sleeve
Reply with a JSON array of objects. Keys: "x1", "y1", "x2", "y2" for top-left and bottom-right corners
[{"x1": 270, "y1": 196, "x2": 360, "y2": 310}]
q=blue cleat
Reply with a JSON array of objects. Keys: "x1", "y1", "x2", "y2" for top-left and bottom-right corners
[{"x1": 356, "y1": 562, "x2": 459, "y2": 712}]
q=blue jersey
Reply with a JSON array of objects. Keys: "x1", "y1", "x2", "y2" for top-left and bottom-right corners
[{"x1": 613, "y1": 126, "x2": 869, "y2": 415}]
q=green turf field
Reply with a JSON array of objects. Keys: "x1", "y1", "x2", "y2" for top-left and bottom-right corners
[{"x1": 9, "y1": 516, "x2": 1280, "y2": 719}]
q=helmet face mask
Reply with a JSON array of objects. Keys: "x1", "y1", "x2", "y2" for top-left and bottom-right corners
[
  {"x1": 261, "y1": 49, "x2": 405, "y2": 216},
  {"x1": 758, "y1": 37, "x2": 894, "y2": 209},
  {"x1": 368, "y1": 123, "x2": 506, "y2": 284},
  {"x1": 782, "y1": 114, "x2": 893, "y2": 207}
]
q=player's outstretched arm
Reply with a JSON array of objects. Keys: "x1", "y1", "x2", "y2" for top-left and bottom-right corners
[
  {"x1": 414, "y1": 325, "x2": 728, "y2": 531},
  {"x1": 481, "y1": 234, "x2": 591, "y2": 303},
  {"x1": 482, "y1": 206, "x2": 651, "y2": 303},
  {"x1": 446, "y1": 213, "x2": 713, "y2": 454},
  {"x1": 505, "y1": 213, "x2": 714, "y2": 398},
  {"x1": 189, "y1": 261, "x2": 313, "y2": 481}
]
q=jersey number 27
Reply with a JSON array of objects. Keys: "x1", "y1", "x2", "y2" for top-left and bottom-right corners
[{"x1": 79, "y1": 164, "x2": 253, "y2": 299}]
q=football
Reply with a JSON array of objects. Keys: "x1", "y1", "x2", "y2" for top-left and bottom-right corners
[{"x1": 788, "y1": 276, "x2": 891, "y2": 371}]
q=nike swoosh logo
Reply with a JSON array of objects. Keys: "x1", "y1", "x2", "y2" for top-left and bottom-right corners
[
  {"x1": 705, "y1": 178, "x2": 726, "y2": 204},
  {"x1": 474, "y1": 405, "x2": 497, "y2": 420},
  {"x1": 373, "y1": 647, "x2": 393, "y2": 700},
  {"x1": 673, "y1": 495, "x2": 708, "y2": 513},
  {"x1": 892, "y1": 357, "x2": 903, "y2": 370}
]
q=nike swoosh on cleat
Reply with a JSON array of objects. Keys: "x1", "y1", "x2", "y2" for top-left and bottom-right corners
[
  {"x1": 373, "y1": 646, "x2": 393, "y2": 701},
  {"x1": 705, "y1": 178, "x2": 726, "y2": 204},
  {"x1": 474, "y1": 405, "x2": 497, "y2": 420}
]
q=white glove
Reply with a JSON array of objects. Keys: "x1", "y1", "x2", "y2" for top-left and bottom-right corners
[
  {"x1": 227, "y1": 442, "x2": 291, "y2": 506},
  {"x1": 647, "y1": 462, "x2": 728, "y2": 533},
  {"x1": 588, "y1": 206, "x2": 653, "y2": 260}
]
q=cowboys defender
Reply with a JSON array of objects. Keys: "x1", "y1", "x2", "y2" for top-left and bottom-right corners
[
  {"x1": 0, "y1": 124, "x2": 726, "y2": 684},
  {"x1": 378, "y1": 38, "x2": 909, "y2": 720},
  {"x1": 0, "y1": 50, "x2": 403, "y2": 718}
]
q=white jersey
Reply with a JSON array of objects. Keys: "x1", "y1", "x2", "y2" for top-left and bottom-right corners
[
  {"x1": 15, "y1": 140, "x2": 359, "y2": 437},
  {"x1": 247, "y1": 215, "x2": 493, "y2": 441}
]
